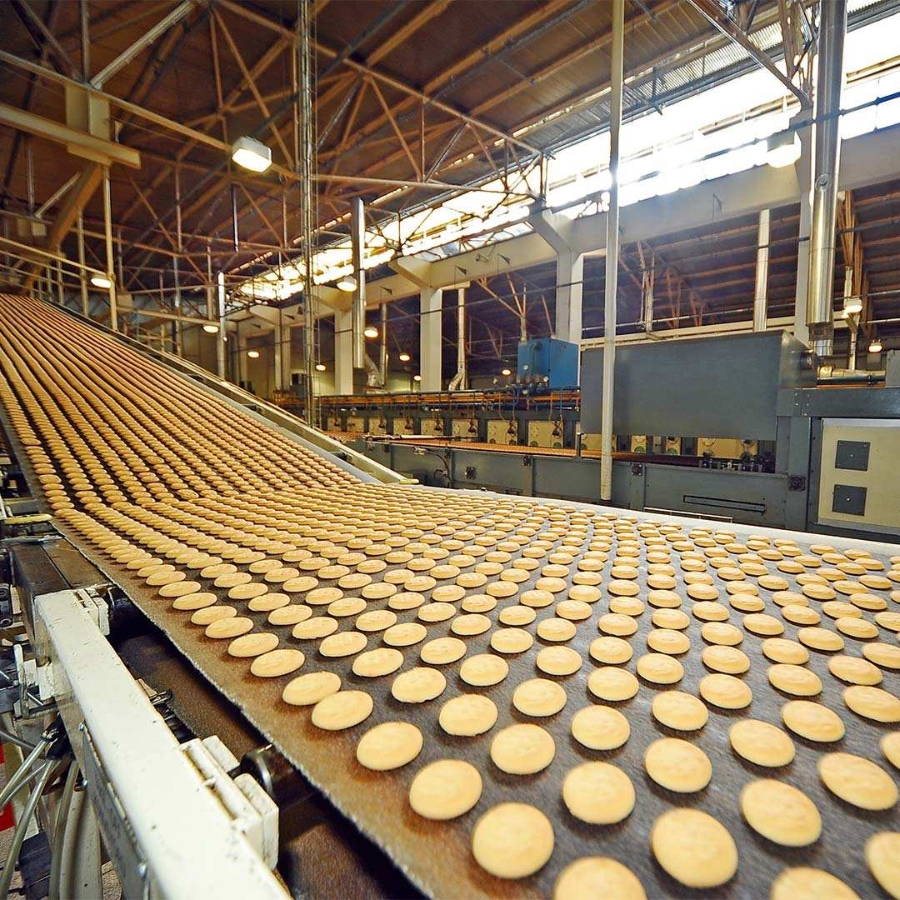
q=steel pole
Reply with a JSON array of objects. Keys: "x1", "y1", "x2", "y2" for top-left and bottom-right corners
[
  {"x1": 350, "y1": 197, "x2": 366, "y2": 370},
  {"x1": 600, "y1": 0, "x2": 624, "y2": 503},
  {"x1": 102, "y1": 167, "x2": 118, "y2": 331}
]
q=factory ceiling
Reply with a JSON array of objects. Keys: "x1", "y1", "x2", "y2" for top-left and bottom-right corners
[{"x1": 1, "y1": 0, "x2": 900, "y2": 364}]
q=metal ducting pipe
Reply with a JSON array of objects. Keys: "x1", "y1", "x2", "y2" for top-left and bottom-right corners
[
  {"x1": 449, "y1": 288, "x2": 467, "y2": 391},
  {"x1": 806, "y1": 0, "x2": 848, "y2": 357},
  {"x1": 350, "y1": 197, "x2": 366, "y2": 369}
]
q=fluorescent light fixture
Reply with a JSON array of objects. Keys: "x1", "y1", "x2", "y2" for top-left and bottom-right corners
[
  {"x1": 413, "y1": 374, "x2": 422, "y2": 382},
  {"x1": 315, "y1": 362, "x2": 327, "y2": 372},
  {"x1": 869, "y1": 338, "x2": 883, "y2": 353},
  {"x1": 766, "y1": 130, "x2": 801, "y2": 168},
  {"x1": 202, "y1": 324, "x2": 219, "y2": 334},
  {"x1": 363, "y1": 325, "x2": 379, "y2": 339},
  {"x1": 398, "y1": 352, "x2": 411, "y2": 362},
  {"x1": 337, "y1": 275, "x2": 357, "y2": 292},
  {"x1": 231, "y1": 136, "x2": 272, "y2": 173},
  {"x1": 844, "y1": 296, "x2": 863, "y2": 315},
  {"x1": 90, "y1": 274, "x2": 113, "y2": 289},
  {"x1": 501, "y1": 367, "x2": 512, "y2": 377},
  {"x1": 247, "y1": 349, "x2": 260, "y2": 359}
]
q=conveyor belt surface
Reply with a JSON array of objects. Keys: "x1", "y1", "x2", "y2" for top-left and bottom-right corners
[{"x1": 0, "y1": 294, "x2": 899, "y2": 899}]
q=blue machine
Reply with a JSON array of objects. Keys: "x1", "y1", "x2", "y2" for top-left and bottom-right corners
[{"x1": 516, "y1": 338, "x2": 579, "y2": 389}]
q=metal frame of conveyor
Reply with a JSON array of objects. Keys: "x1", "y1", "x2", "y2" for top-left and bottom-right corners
[{"x1": 0, "y1": 536, "x2": 288, "y2": 900}]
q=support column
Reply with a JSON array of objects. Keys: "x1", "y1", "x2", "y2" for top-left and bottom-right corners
[
  {"x1": 237, "y1": 323, "x2": 248, "y2": 387},
  {"x1": 600, "y1": 0, "x2": 624, "y2": 503},
  {"x1": 273, "y1": 308, "x2": 292, "y2": 392},
  {"x1": 334, "y1": 309, "x2": 354, "y2": 395},
  {"x1": 420, "y1": 286, "x2": 443, "y2": 392},
  {"x1": 215, "y1": 271, "x2": 226, "y2": 379},
  {"x1": 754, "y1": 209, "x2": 770, "y2": 332},
  {"x1": 555, "y1": 249, "x2": 584, "y2": 343}
]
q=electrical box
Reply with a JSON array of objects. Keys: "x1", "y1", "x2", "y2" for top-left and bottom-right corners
[
  {"x1": 517, "y1": 338, "x2": 579, "y2": 389},
  {"x1": 815, "y1": 418, "x2": 900, "y2": 535}
]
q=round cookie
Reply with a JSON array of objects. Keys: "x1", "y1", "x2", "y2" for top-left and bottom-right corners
[
  {"x1": 729, "y1": 719, "x2": 795, "y2": 768},
  {"x1": 571, "y1": 705, "x2": 630, "y2": 750},
  {"x1": 563, "y1": 762, "x2": 635, "y2": 824},
  {"x1": 472, "y1": 803, "x2": 554, "y2": 880},
  {"x1": 491, "y1": 723, "x2": 556, "y2": 775},
  {"x1": 818, "y1": 752, "x2": 898, "y2": 810},
  {"x1": 409, "y1": 759, "x2": 482, "y2": 820},
  {"x1": 740, "y1": 778, "x2": 821, "y2": 846},
  {"x1": 650, "y1": 809, "x2": 737, "y2": 889},
  {"x1": 356, "y1": 722, "x2": 423, "y2": 771},
  {"x1": 553, "y1": 858, "x2": 646, "y2": 900},
  {"x1": 644, "y1": 738, "x2": 712, "y2": 793}
]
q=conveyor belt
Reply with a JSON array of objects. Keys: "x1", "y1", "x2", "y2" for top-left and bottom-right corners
[{"x1": 0, "y1": 294, "x2": 898, "y2": 899}]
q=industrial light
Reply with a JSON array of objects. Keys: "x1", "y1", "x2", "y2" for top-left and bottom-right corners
[
  {"x1": 247, "y1": 349, "x2": 260, "y2": 359},
  {"x1": 90, "y1": 274, "x2": 113, "y2": 289},
  {"x1": 843, "y1": 296, "x2": 863, "y2": 316},
  {"x1": 363, "y1": 325, "x2": 379, "y2": 339},
  {"x1": 413, "y1": 374, "x2": 422, "y2": 382},
  {"x1": 315, "y1": 362, "x2": 327, "y2": 371},
  {"x1": 766, "y1": 130, "x2": 801, "y2": 168},
  {"x1": 398, "y1": 352, "x2": 411, "y2": 362},
  {"x1": 501, "y1": 367, "x2": 512, "y2": 377},
  {"x1": 869, "y1": 338, "x2": 883, "y2": 353},
  {"x1": 337, "y1": 275, "x2": 357, "y2": 292},
  {"x1": 202, "y1": 324, "x2": 219, "y2": 334},
  {"x1": 231, "y1": 136, "x2": 272, "y2": 173}
]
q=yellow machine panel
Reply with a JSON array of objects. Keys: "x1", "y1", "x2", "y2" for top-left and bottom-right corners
[
  {"x1": 346, "y1": 416, "x2": 365, "y2": 433},
  {"x1": 420, "y1": 418, "x2": 446, "y2": 437},
  {"x1": 817, "y1": 418, "x2": 900, "y2": 533},
  {"x1": 487, "y1": 419, "x2": 518, "y2": 445},
  {"x1": 697, "y1": 437, "x2": 757, "y2": 459},
  {"x1": 451, "y1": 418, "x2": 477, "y2": 439},
  {"x1": 369, "y1": 417, "x2": 388, "y2": 436},
  {"x1": 527, "y1": 421, "x2": 564, "y2": 448},
  {"x1": 392, "y1": 417, "x2": 415, "y2": 436},
  {"x1": 630, "y1": 435, "x2": 648, "y2": 453},
  {"x1": 580, "y1": 433, "x2": 603, "y2": 451}
]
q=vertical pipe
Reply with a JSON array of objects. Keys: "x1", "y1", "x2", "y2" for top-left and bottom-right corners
[
  {"x1": 25, "y1": 139, "x2": 34, "y2": 215},
  {"x1": 379, "y1": 303, "x2": 388, "y2": 385},
  {"x1": 806, "y1": 0, "x2": 847, "y2": 357},
  {"x1": 173, "y1": 166, "x2": 183, "y2": 356},
  {"x1": 456, "y1": 287, "x2": 467, "y2": 390},
  {"x1": 80, "y1": 0, "x2": 90, "y2": 80},
  {"x1": 56, "y1": 259, "x2": 64, "y2": 305},
  {"x1": 350, "y1": 197, "x2": 366, "y2": 369},
  {"x1": 76, "y1": 213, "x2": 89, "y2": 317},
  {"x1": 102, "y1": 167, "x2": 118, "y2": 331},
  {"x1": 754, "y1": 208, "x2": 770, "y2": 332},
  {"x1": 216, "y1": 271, "x2": 227, "y2": 379},
  {"x1": 642, "y1": 256, "x2": 654, "y2": 334},
  {"x1": 231, "y1": 183, "x2": 239, "y2": 252},
  {"x1": 600, "y1": 0, "x2": 624, "y2": 503},
  {"x1": 205, "y1": 244, "x2": 214, "y2": 321}
]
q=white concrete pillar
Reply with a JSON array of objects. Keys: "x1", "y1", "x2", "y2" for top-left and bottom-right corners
[
  {"x1": 420, "y1": 287, "x2": 443, "y2": 391},
  {"x1": 555, "y1": 249, "x2": 584, "y2": 343},
  {"x1": 334, "y1": 309, "x2": 354, "y2": 395},
  {"x1": 273, "y1": 312, "x2": 292, "y2": 391},
  {"x1": 237, "y1": 323, "x2": 248, "y2": 387},
  {"x1": 754, "y1": 209, "x2": 770, "y2": 332}
]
